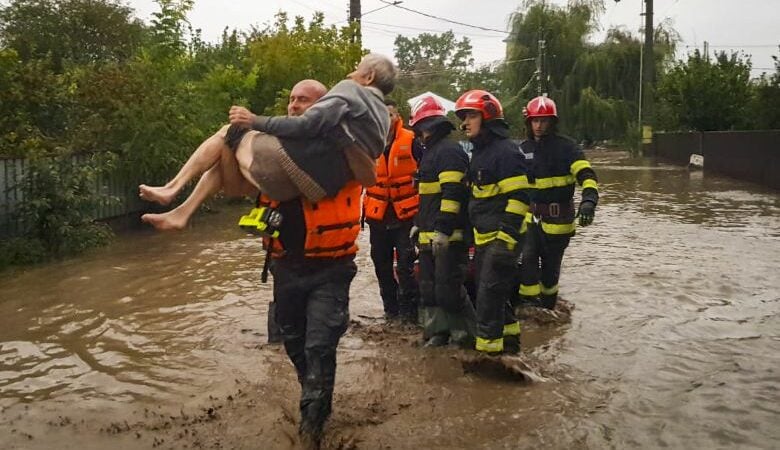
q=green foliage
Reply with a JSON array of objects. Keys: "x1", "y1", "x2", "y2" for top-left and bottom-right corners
[
  {"x1": 657, "y1": 50, "x2": 753, "y2": 131},
  {"x1": 246, "y1": 12, "x2": 363, "y2": 114},
  {"x1": 749, "y1": 52, "x2": 780, "y2": 130},
  {"x1": 0, "y1": 0, "x2": 144, "y2": 70},
  {"x1": 13, "y1": 149, "x2": 113, "y2": 261}
]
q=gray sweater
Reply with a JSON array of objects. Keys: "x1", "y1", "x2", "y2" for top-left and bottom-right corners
[{"x1": 252, "y1": 79, "x2": 390, "y2": 160}]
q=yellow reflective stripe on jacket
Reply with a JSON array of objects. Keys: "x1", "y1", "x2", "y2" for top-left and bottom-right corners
[
  {"x1": 582, "y1": 179, "x2": 599, "y2": 191},
  {"x1": 472, "y1": 183, "x2": 500, "y2": 198},
  {"x1": 473, "y1": 230, "x2": 497, "y2": 245},
  {"x1": 541, "y1": 222, "x2": 576, "y2": 234},
  {"x1": 418, "y1": 181, "x2": 441, "y2": 194},
  {"x1": 440, "y1": 199, "x2": 461, "y2": 214},
  {"x1": 570, "y1": 159, "x2": 592, "y2": 176},
  {"x1": 418, "y1": 229, "x2": 465, "y2": 244},
  {"x1": 439, "y1": 171, "x2": 465, "y2": 184},
  {"x1": 475, "y1": 336, "x2": 503, "y2": 353},
  {"x1": 533, "y1": 175, "x2": 575, "y2": 189},
  {"x1": 505, "y1": 199, "x2": 529, "y2": 216},
  {"x1": 541, "y1": 284, "x2": 559, "y2": 295},
  {"x1": 503, "y1": 321, "x2": 521, "y2": 336},
  {"x1": 496, "y1": 231, "x2": 517, "y2": 249},
  {"x1": 519, "y1": 283, "x2": 541, "y2": 296},
  {"x1": 498, "y1": 175, "x2": 530, "y2": 193}
]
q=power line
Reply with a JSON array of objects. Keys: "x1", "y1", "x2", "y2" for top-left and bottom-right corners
[
  {"x1": 378, "y1": 0, "x2": 510, "y2": 34},
  {"x1": 362, "y1": 20, "x2": 506, "y2": 38}
]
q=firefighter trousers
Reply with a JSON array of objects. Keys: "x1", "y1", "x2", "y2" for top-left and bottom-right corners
[
  {"x1": 474, "y1": 241, "x2": 521, "y2": 348},
  {"x1": 418, "y1": 242, "x2": 476, "y2": 346},
  {"x1": 368, "y1": 221, "x2": 419, "y2": 319},
  {"x1": 519, "y1": 222, "x2": 571, "y2": 309},
  {"x1": 271, "y1": 256, "x2": 357, "y2": 436}
]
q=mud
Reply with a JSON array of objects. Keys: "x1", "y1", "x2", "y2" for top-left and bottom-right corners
[{"x1": 1, "y1": 150, "x2": 779, "y2": 449}]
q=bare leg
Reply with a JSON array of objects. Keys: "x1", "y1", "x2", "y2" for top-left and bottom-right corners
[
  {"x1": 141, "y1": 131, "x2": 259, "y2": 231},
  {"x1": 139, "y1": 126, "x2": 231, "y2": 205},
  {"x1": 141, "y1": 165, "x2": 223, "y2": 231}
]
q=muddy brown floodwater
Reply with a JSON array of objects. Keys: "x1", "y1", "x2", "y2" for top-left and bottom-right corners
[{"x1": 1, "y1": 150, "x2": 778, "y2": 449}]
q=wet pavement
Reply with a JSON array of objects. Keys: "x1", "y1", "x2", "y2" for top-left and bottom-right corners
[{"x1": 0, "y1": 150, "x2": 778, "y2": 449}]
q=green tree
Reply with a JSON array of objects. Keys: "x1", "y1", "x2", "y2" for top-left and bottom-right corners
[
  {"x1": 657, "y1": 50, "x2": 753, "y2": 131},
  {"x1": 246, "y1": 12, "x2": 363, "y2": 115},
  {"x1": 0, "y1": 0, "x2": 144, "y2": 70},
  {"x1": 750, "y1": 52, "x2": 780, "y2": 130}
]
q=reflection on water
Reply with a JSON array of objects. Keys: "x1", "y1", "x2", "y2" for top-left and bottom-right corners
[{"x1": 0, "y1": 151, "x2": 778, "y2": 448}]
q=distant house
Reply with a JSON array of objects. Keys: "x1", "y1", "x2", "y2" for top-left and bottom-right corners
[{"x1": 406, "y1": 91, "x2": 456, "y2": 112}]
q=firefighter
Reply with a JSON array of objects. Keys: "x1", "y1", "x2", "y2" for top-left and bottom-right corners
[
  {"x1": 517, "y1": 95, "x2": 599, "y2": 310},
  {"x1": 409, "y1": 95, "x2": 476, "y2": 347},
  {"x1": 456, "y1": 89, "x2": 530, "y2": 355},
  {"x1": 240, "y1": 181, "x2": 362, "y2": 447},
  {"x1": 364, "y1": 100, "x2": 419, "y2": 323}
]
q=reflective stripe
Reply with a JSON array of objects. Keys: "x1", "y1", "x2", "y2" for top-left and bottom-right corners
[
  {"x1": 475, "y1": 336, "x2": 503, "y2": 353},
  {"x1": 582, "y1": 179, "x2": 599, "y2": 191},
  {"x1": 498, "y1": 175, "x2": 530, "y2": 193},
  {"x1": 541, "y1": 284, "x2": 559, "y2": 295},
  {"x1": 418, "y1": 181, "x2": 441, "y2": 194},
  {"x1": 532, "y1": 175, "x2": 575, "y2": 189},
  {"x1": 570, "y1": 159, "x2": 592, "y2": 176},
  {"x1": 541, "y1": 221, "x2": 575, "y2": 234},
  {"x1": 439, "y1": 171, "x2": 465, "y2": 183},
  {"x1": 473, "y1": 230, "x2": 497, "y2": 245},
  {"x1": 503, "y1": 321, "x2": 521, "y2": 336},
  {"x1": 505, "y1": 199, "x2": 529, "y2": 216},
  {"x1": 519, "y1": 283, "x2": 541, "y2": 296},
  {"x1": 418, "y1": 229, "x2": 464, "y2": 244},
  {"x1": 440, "y1": 199, "x2": 461, "y2": 213},
  {"x1": 472, "y1": 183, "x2": 500, "y2": 198},
  {"x1": 496, "y1": 231, "x2": 517, "y2": 249}
]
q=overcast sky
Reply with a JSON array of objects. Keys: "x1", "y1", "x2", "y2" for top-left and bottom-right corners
[{"x1": 125, "y1": 0, "x2": 778, "y2": 77}]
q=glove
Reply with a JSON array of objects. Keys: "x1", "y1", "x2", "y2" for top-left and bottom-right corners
[
  {"x1": 238, "y1": 206, "x2": 283, "y2": 238},
  {"x1": 409, "y1": 225, "x2": 419, "y2": 242},
  {"x1": 577, "y1": 200, "x2": 596, "y2": 227},
  {"x1": 431, "y1": 231, "x2": 450, "y2": 257}
]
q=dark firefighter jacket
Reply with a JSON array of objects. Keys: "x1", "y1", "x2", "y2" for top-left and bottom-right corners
[
  {"x1": 519, "y1": 134, "x2": 599, "y2": 236},
  {"x1": 415, "y1": 134, "x2": 470, "y2": 245},
  {"x1": 468, "y1": 131, "x2": 531, "y2": 249}
]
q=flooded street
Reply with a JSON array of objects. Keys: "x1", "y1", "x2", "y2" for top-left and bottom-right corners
[{"x1": 1, "y1": 150, "x2": 778, "y2": 449}]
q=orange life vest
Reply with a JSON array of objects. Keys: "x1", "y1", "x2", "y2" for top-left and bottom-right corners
[
  {"x1": 364, "y1": 121, "x2": 418, "y2": 221},
  {"x1": 259, "y1": 181, "x2": 362, "y2": 259}
]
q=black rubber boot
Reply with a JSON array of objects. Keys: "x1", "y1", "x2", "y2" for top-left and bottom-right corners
[
  {"x1": 423, "y1": 334, "x2": 449, "y2": 348},
  {"x1": 540, "y1": 294, "x2": 557, "y2": 310},
  {"x1": 503, "y1": 335, "x2": 521, "y2": 354}
]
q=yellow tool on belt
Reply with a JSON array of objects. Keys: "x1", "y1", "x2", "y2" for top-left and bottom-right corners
[{"x1": 238, "y1": 207, "x2": 283, "y2": 238}]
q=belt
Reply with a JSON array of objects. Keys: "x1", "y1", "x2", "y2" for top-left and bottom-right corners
[{"x1": 530, "y1": 201, "x2": 574, "y2": 219}]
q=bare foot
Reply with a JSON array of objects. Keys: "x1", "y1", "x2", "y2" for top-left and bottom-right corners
[
  {"x1": 141, "y1": 212, "x2": 188, "y2": 231},
  {"x1": 139, "y1": 184, "x2": 178, "y2": 206}
]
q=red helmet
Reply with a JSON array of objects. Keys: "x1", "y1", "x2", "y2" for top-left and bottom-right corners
[
  {"x1": 524, "y1": 96, "x2": 558, "y2": 120},
  {"x1": 409, "y1": 95, "x2": 446, "y2": 127},
  {"x1": 455, "y1": 90, "x2": 504, "y2": 121}
]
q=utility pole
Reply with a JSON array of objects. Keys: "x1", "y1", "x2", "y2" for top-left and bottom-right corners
[
  {"x1": 537, "y1": 37, "x2": 547, "y2": 96},
  {"x1": 348, "y1": 0, "x2": 361, "y2": 44},
  {"x1": 349, "y1": 0, "x2": 361, "y2": 23},
  {"x1": 641, "y1": 0, "x2": 654, "y2": 151}
]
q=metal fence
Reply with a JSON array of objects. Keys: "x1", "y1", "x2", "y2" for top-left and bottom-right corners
[{"x1": 0, "y1": 156, "x2": 146, "y2": 238}]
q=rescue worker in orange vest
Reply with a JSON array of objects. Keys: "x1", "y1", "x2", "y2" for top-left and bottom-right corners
[
  {"x1": 363, "y1": 100, "x2": 420, "y2": 323},
  {"x1": 456, "y1": 90, "x2": 530, "y2": 355},
  {"x1": 409, "y1": 95, "x2": 477, "y2": 347},
  {"x1": 239, "y1": 182, "x2": 362, "y2": 447},
  {"x1": 517, "y1": 95, "x2": 598, "y2": 310}
]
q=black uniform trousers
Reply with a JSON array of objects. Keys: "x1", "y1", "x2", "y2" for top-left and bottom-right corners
[
  {"x1": 474, "y1": 241, "x2": 520, "y2": 341},
  {"x1": 418, "y1": 242, "x2": 476, "y2": 343},
  {"x1": 272, "y1": 256, "x2": 357, "y2": 435},
  {"x1": 519, "y1": 222, "x2": 570, "y2": 308},
  {"x1": 368, "y1": 220, "x2": 418, "y2": 318}
]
